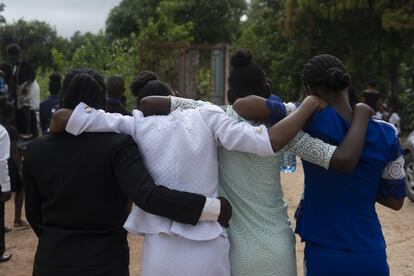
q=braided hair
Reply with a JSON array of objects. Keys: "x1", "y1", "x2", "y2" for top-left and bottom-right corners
[
  {"x1": 130, "y1": 71, "x2": 173, "y2": 102},
  {"x1": 62, "y1": 68, "x2": 106, "y2": 110},
  {"x1": 302, "y1": 54, "x2": 351, "y2": 94},
  {"x1": 227, "y1": 49, "x2": 271, "y2": 104}
]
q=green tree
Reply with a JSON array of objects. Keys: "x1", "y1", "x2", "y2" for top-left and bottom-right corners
[
  {"x1": 0, "y1": 19, "x2": 68, "y2": 71},
  {"x1": 279, "y1": 0, "x2": 414, "y2": 99},
  {"x1": 105, "y1": 0, "x2": 161, "y2": 41},
  {"x1": 105, "y1": 0, "x2": 246, "y2": 43}
]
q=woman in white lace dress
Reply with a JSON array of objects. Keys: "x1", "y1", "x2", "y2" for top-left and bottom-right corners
[{"x1": 139, "y1": 50, "x2": 371, "y2": 276}]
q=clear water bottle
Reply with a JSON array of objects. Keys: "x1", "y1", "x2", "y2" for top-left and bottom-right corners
[{"x1": 280, "y1": 151, "x2": 296, "y2": 173}]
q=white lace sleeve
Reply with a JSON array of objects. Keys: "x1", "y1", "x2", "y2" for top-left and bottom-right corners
[
  {"x1": 170, "y1": 96, "x2": 211, "y2": 112},
  {"x1": 382, "y1": 155, "x2": 405, "y2": 180},
  {"x1": 285, "y1": 131, "x2": 336, "y2": 170}
]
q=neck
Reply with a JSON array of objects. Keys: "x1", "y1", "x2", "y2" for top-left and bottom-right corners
[{"x1": 326, "y1": 90, "x2": 353, "y2": 122}]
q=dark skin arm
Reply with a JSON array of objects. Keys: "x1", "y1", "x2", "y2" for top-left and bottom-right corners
[
  {"x1": 233, "y1": 96, "x2": 372, "y2": 172},
  {"x1": 10, "y1": 140, "x2": 22, "y2": 178},
  {"x1": 139, "y1": 96, "x2": 172, "y2": 116},
  {"x1": 139, "y1": 95, "x2": 326, "y2": 152},
  {"x1": 377, "y1": 196, "x2": 404, "y2": 211},
  {"x1": 266, "y1": 95, "x2": 325, "y2": 152}
]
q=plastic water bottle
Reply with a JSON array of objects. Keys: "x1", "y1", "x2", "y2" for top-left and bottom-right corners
[{"x1": 280, "y1": 151, "x2": 296, "y2": 173}]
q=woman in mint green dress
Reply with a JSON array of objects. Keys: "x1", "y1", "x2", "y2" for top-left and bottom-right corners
[{"x1": 140, "y1": 50, "x2": 369, "y2": 276}]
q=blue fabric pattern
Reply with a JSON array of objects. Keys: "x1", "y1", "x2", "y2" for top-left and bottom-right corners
[
  {"x1": 265, "y1": 95, "x2": 286, "y2": 125},
  {"x1": 378, "y1": 178, "x2": 406, "y2": 199}
]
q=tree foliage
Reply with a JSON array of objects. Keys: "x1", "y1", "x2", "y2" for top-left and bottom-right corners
[
  {"x1": 105, "y1": 0, "x2": 246, "y2": 43},
  {"x1": 0, "y1": 19, "x2": 68, "y2": 71}
]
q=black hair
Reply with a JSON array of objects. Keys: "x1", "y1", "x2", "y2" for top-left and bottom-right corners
[
  {"x1": 302, "y1": 54, "x2": 350, "y2": 94},
  {"x1": 62, "y1": 68, "x2": 106, "y2": 110},
  {"x1": 367, "y1": 80, "x2": 377, "y2": 88},
  {"x1": 130, "y1": 71, "x2": 172, "y2": 102},
  {"x1": 6, "y1": 43, "x2": 21, "y2": 56},
  {"x1": 106, "y1": 76, "x2": 125, "y2": 98},
  {"x1": 49, "y1": 73, "x2": 62, "y2": 96},
  {"x1": 0, "y1": 98, "x2": 15, "y2": 122},
  {"x1": 227, "y1": 49, "x2": 271, "y2": 104}
]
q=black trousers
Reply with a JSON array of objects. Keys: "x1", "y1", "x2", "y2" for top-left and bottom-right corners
[
  {"x1": 0, "y1": 200, "x2": 4, "y2": 256},
  {"x1": 32, "y1": 265, "x2": 129, "y2": 276}
]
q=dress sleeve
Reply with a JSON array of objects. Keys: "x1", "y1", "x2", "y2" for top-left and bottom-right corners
[
  {"x1": 66, "y1": 102, "x2": 137, "y2": 137},
  {"x1": 199, "y1": 105, "x2": 275, "y2": 157},
  {"x1": 170, "y1": 96, "x2": 211, "y2": 112},
  {"x1": 265, "y1": 95, "x2": 287, "y2": 125},
  {"x1": 379, "y1": 155, "x2": 406, "y2": 199},
  {"x1": 285, "y1": 131, "x2": 336, "y2": 170}
]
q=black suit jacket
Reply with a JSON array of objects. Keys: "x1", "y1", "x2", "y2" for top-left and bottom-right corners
[{"x1": 24, "y1": 132, "x2": 206, "y2": 270}]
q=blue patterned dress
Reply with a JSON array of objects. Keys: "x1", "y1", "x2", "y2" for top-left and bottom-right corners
[{"x1": 295, "y1": 107, "x2": 406, "y2": 276}]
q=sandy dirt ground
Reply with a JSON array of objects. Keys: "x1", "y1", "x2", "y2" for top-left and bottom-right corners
[{"x1": 1, "y1": 161, "x2": 413, "y2": 276}]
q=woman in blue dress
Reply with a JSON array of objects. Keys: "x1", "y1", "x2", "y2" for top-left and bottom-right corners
[{"x1": 235, "y1": 54, "x2": 406, "y2": 276}]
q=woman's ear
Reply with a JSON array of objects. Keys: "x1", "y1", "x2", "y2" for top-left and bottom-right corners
[{"x1": 304, "y1": 85, "x2": 315, "y2": 95}]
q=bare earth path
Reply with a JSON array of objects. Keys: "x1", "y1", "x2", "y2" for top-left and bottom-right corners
[{"x1": 1, "y1": 160, "x2": 413, "y2": 276}]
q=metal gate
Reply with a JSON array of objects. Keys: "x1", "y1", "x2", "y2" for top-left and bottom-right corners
[{"x1": 139, "y1": 42, "x2": 229, "y2": 105}]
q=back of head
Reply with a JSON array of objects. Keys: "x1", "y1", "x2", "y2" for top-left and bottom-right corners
[
  {"x1": 6, "y1": 43, "x2": 21, "y2": 57},
  {"x1": 62, "y1": 68, "x2": 106, "y2": 110},
  {"x1": 302, "y1": 54, "x2": 351, "y2": 96},
  {"x1": 49, "y1": 73, "x2": 62, "y2": 96},
  {"x1": 130, "y1": 71, "x2": 172, "y2": 102},
  {"x1": 0, "y1": 97, "x2": 15, "y2": 122},
  {"x1": 106, "y1": 76, "x2": 125, "y2": 99},
  {"x1": 6, "y1": 43, "x2": 21, "y2": 65},
  {"x1": 227, "y1": 49, "x2": 271, "y2": 104}
]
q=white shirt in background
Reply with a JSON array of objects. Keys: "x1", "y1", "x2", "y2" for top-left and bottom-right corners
[{"x1": 0, "y1": 124, "x2": 10, "y2": 192}]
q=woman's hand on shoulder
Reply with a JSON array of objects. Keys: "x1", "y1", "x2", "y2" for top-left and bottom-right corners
[
  {"x1": 354, "y1": 103, "x2": 375, "y2": 117},
  {"x1": 302, "y1": 95, "x2": 327, "y2": 112}
]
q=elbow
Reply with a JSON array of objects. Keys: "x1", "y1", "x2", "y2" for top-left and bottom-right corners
[
  {"x1": 330, "y1": 153, "x2": 359, "y2": 172},
  {"x1": 390, "y1": 200, "x2": 404, "y2": 211},
  {"x1": 232, "y1": 99, "x2": 243, "y2": 115},
  {"x1": 139, "y1": 97, "x2": 153, "y2": 116},
  {"x1": 232, "y1": 98, "x2": 249, "y2": 119}
]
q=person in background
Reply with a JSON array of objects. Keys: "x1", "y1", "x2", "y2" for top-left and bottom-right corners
[
  {"x1": 363, "y1": 80, "x2": 382, "y2": 119},
  {"x1": 130, "y1": 71, "x2": 173, "y2": 108},
  {"x1": 0, "y1": 64, "x2": 12, "y2": 101},
  {"x1": 120, "y1": 94, "x2": 128, "y2": 109},
  {"x1": 0, "y1": 70, "x2": 7, "y2": 96},
  {"x1": 7, "y1": 43, "x2": 38, "y2": 138},
  {"x1": 106, "y1": 76, "x2": 130, "y2": 116},
  {"x1": 0, "y1": 123, "x2": 12, "y2": 263},
  {"x1": 39, "y1": 74, "x2": 61, "y2": 134},
  {"x1": 0, "y1": 99, "x2": 28, "y2": 230},
  {"x1": 387, "y1": 97, "x2": 401, "y2": 135}
]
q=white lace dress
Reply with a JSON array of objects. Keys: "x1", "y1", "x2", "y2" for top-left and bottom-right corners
[
  {"x1": 170, "y1": 97, "x2": 336, "y2": 276},
  {"x1": 66, "y1": 102, "x2": 278, "y2": 276}
]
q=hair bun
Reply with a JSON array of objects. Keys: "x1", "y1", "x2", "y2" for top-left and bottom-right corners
[
  {"x1": 134, "y1": 71, "x2": 159, "y2": 90},
  {"x1": 322, "y1": 67, "x2": 350, "y2": 91},
  {"x1": 230, "y1": 49, "x2": 253, "y2": 68}
]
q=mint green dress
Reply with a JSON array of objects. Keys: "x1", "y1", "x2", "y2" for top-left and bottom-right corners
[{"x1": 171, "y1": 98, "x2": 336, "y2": 276}]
